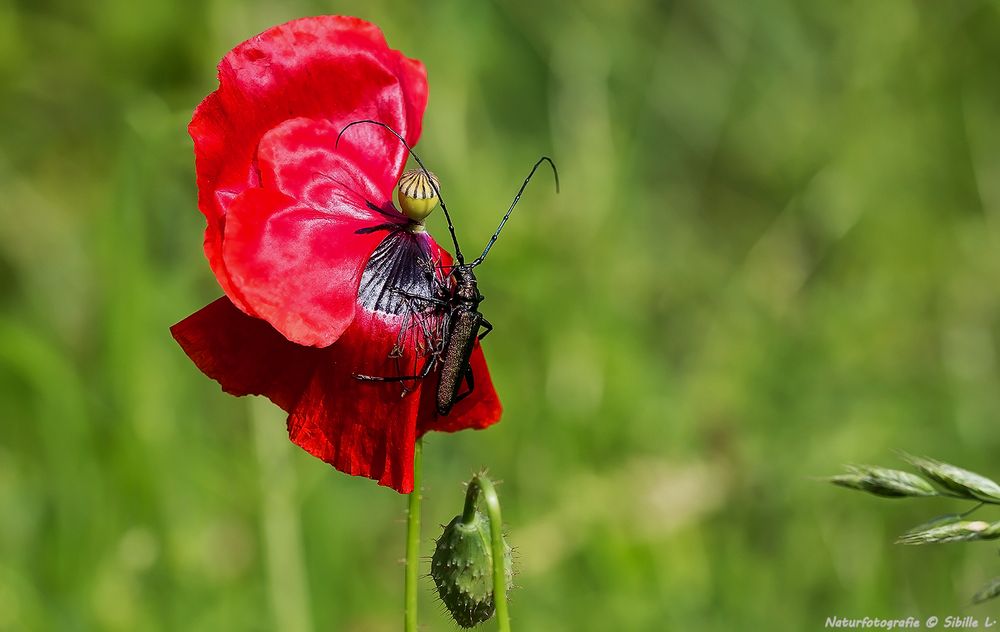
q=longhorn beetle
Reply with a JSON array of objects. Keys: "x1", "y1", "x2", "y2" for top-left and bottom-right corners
[{"x1": 336, "y1": 120, "x2": 559, "y2": 415}]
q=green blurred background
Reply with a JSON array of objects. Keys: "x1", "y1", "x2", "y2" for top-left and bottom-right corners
[{"x1": 3, "y1": 0, "x2": 1000, "y2": 630}]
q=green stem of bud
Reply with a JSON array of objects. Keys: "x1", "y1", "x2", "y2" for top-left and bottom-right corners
[
  {"x1": 461, "y1": 474, "x2": 511, "y2": 632},
  {"x1": 404, "y1": 439, "x2": 422, "y2": 632}
]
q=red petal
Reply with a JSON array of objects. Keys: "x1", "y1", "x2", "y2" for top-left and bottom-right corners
[
  {"x1": 201, "y1": 219, "x2": 254, "y2": 315},
  {"x1": 287, "y1": 309, "x2": 431, "y2": 493},
  {"x1": 170, "y1": 297, "x2": 319, "y2": 411},
  {"x1": 221, "y1": 188, "x2": 388, "y2": 347},
  {"x1": 418, "y1": 341, "x2": 502, "y2": 435},
  {"x1": 257, "y1": 117, "x2": 409, "y2": 220},
  {"x1": 191, "y1": 16, "x2": 427, "y2": 302}
]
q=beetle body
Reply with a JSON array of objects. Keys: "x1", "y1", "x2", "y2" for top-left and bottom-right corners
[{"x1": 435, "y1": 267, "x2": 488, "y2": 415}]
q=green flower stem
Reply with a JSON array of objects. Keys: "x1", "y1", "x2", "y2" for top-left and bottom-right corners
[
  {"x1": 462, "y1": 474, "x2": 511, "y2": 632},
  {"x1": 961, "y1": 501, "x2": 986, "y2": 517},
  {"x1": 404, "y1": 439, "x2": 422, "y2": 632}
]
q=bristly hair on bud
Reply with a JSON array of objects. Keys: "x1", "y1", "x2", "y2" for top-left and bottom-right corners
[{"x1": 826, "y1": 465, "x2": 937, "y2": 498}]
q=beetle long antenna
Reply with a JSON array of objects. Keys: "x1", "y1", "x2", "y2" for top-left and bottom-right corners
[
  {"x1": 471, "y1": 156, "x2": 559, "y2": 267},
  {"x1": 337, "y1": 119, "x2": 465, "y2": 264}
]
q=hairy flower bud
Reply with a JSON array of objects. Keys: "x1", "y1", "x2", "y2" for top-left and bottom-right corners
[{"x1": 431, "y1": 511, "x2": 513, "y2": 628}]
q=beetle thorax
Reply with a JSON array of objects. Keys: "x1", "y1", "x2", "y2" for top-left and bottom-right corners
[{"x1": 452, "y1": 266, "x2": 480, "y2": 303}]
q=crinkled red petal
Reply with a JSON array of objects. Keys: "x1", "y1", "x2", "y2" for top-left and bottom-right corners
[
  {"x1": 221, "y1": 187, "x2": 389, "y2": 347},
  {"x1": 190, "y1": 15, "x2": 427, "y2": 308},
  {"x1": 287, "y1": 307, "x2": 430, "y2": 493},
  {"x1": 170, "y1": 296, "x2": 319, "y2": 411}
]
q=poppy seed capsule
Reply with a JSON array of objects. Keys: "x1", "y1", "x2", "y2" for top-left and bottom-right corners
[
  {"x1": 431, "y1": 512, "x2": 513, "y2": 628},
  {"x1": 397, "y1": 169, "x2": 440, "y2": 223}
]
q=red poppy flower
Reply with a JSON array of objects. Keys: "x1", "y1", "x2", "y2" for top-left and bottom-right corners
[{"x1": 170, "y1": 16, "x2": 501, "y2": 493}]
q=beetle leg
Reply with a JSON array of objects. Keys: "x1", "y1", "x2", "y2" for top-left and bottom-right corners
[
  {"x1": 453, "y1": 367, "x2": 476, "y2": 403},
  {"x1": 390, "y1": 287, "x2": 448, "y2": 307},
  {"x1": 356, "y1": 294, "x2": 440, "y2": 385},
  {"x1": 354, "y1": 352, "x2": 436, "y2": 383},
  {"x1": 477, "y1": 318, "x2": 493, "y2": 341}
]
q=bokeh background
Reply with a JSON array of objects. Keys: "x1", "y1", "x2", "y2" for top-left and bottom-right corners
[{"x1": 4, "y1": 0, "x2": 1000, "y2": 630}]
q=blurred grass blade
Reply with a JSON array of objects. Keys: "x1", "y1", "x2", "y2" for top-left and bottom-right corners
[
  {"x1": 902, "y1": 455, "x2": 1000, "y2": 503},
  {"x1": 972, "y1": 577, "x2": 1000, "y2": 605},
  {"x1": 902, "y1": 514, "x2": 965, "y2": 536},
  {"x1": 827, "y1": 465, "x2": 937, "y2": 498},
  {"x1": 896, "y1": 520, "x2": 1000, "y2": 545}
]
